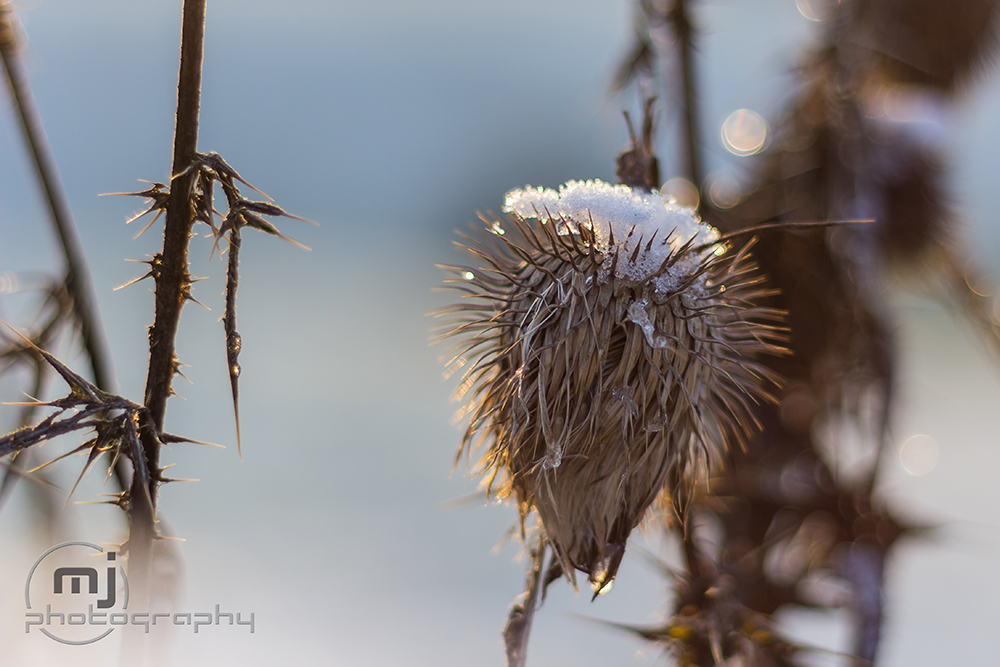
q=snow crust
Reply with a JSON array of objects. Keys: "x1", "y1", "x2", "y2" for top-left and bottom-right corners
[{"x1": 503, "y1": 179, "x2": 720, "y2": 294}]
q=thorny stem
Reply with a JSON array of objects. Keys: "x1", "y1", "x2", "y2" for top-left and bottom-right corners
[
  {"x1": 130, "y1": 0, "x2": 206, "y2": 611},
  {"x1": 0, "y1": 5, "x2": 127, "y2": 488}
]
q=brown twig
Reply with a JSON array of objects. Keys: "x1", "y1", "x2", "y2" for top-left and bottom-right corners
[
  {"x1": 503, "y1": 532, "x2": 547, "y2": 667},
  {"x1": 129, "y1": 0, "x2": 207, "y2": 617}
]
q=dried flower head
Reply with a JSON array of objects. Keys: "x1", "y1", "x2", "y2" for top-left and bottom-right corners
[{"x1": 440, "y1": 179, "x2": 784, "y2": 593}]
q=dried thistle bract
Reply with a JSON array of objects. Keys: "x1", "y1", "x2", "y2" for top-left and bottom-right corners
[{"x1": 440, "y1": 180, "x2": 784, "y2": 592}]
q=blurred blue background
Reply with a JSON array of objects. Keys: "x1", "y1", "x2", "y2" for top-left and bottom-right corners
[{"x1": 2, "y1": 1, "x2": 1000, "y2": 665}]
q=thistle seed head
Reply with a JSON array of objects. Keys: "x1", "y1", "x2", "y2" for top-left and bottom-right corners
[{"x1": 441, "y1": 180, "x2": 784, "y2": 593}]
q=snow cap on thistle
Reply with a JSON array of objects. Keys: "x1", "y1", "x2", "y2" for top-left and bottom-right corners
[{"x1": 442, "y1": 179, "x2": 782, "y2": 593}]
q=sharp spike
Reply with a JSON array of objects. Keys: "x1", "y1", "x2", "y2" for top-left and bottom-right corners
[{"x1": 629, "y1": 237, "x2": 643, "y2": 263}]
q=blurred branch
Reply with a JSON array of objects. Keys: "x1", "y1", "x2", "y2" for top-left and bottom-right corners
[
  {"x1": 0, "y1": 279, "x2": 71, "y2": 511},
  {"x1": 614, "y1": 0, "x2": 704, "y2": 204},
  {"x1": 0, "y1": 3, "x2": 129, "y2": 496},
  {"x1": 0, "y1": 5, "x2": 117, "y2": 395},
  {"x1": 667, "y1": 0, "x2": 703, "y2": 203},
  {"x1": 616, "y1": 97, "x2": 660, "y2": 191}
]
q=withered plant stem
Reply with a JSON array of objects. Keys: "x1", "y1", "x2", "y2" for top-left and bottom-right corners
[
  {"x1": 144, "y1": 0, "x2": 206, "y2": 448},
  {"x1": 130, "y1": 0, "x2": 206, "y2": 606},
  {"x1": 0, "y1": 5, "x2": 127, "y2": 489},
  {"x1": 504, "y1": 532, "x2": 547, "y2": 667},
  {"x1": 668, "y1": 0, "x2": 703, "y2": 209}
]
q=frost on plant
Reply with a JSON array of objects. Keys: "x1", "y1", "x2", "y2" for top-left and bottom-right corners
[
  {"x1": 440, "y1": 179, "x2": 785, "y2": 593},
  {"x1": 503, "y1": 179, "x2": 719, "y2": 293}
]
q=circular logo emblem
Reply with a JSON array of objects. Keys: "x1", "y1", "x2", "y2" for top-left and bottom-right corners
[{"x1": 24, "y1": 541, "x2": 129, "y2": 645}]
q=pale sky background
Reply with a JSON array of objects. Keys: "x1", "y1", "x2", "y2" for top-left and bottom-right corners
[{"x1": 2, "y1": 1, "x2": 1000, "y2": 665}]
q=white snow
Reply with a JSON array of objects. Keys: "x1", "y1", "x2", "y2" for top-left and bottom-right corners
[{"x1": 503, "y1": 179, "x2": 720, "y2": 293}]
